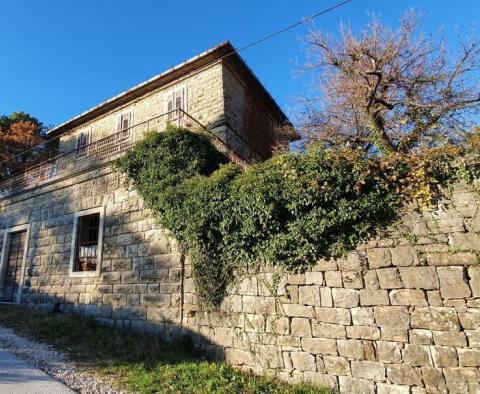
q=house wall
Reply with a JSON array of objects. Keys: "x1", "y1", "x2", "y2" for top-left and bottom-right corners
[
  {"x1": 0, "y1": 169, "x2": 479, "y2": 393},
  {"x1": 222, "y1": 64, "x2": 284, "y2": 161},
  {"x1": 0, "y1": 167, "x2": 185, "y2": 335},
  {"x1": 58, "y1": 62, "x2": 226, "y2": 156},
  {"x1": 56, "y1": 61, "x2": 286, "y2": 163}
]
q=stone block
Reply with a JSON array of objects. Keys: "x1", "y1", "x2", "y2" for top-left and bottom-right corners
[
  {"x1": 325, "y1": 271, "x2": 343, "y2": 287},
  {"x1": 432, "y1": 331, "x2": 467, "y2": 347},
  {"x1": 301, "y1": 338, "x2": 337, "y2": 355},
  {"x1": 410, "y1": 329, "x2": 433, "y2": 345},
  {"x1": 377, "y1": 341, "x2": 402, "y2": 363},
  {"x1": 443, "y1": 367, "x2": 480, "y2": 394},
  {"x1": 303, "y1": 372, "x2": 338, "y2": 389},
  {"x1": 420, "y1": 366, "x2": 447, "y2": 394},
  {"x1": 427, "y1": 252, "x2": 477, "y2": 266},
  {"x1": 431, "y1": 346, "x2": 458, "y2": 367},
  {"x1": 449, "y1": 232, "x2": 480, "y2": 251},
  {"x1": 390, "y1": 246, "x2": 416, "y2": 266},
  {"x1": 290, "y1": 351, "x2": 316, "y2": 372},
  {"x1": 411, "y1": 307, "x2": 460, "y2": 331},
  {"x1": 311, "y1": 321, "x2": 346, "y2": 339},
  {"x1": 346, "y1": 326, "x2": 380, "y2": 340},
  {"x1": 282, "y1": 304, "x2": 314, "y2": 318},
  {"x1": 342, "y1": 271, "x2": 363, "y2": 289},
  {"x1": 399, "y1": 267, "x2": 439, "y2": 289},
  {"x1": 363, "y1": 270, "x2": 379, "y2": 289},
  {"x1": 402, "y1": 344, "x2": 432, "y2": 366},
  {"x1": 390, "y1": 289, "x2": 427, "y2": 306},
  {"x1": 437, "y1": 266, "x2": 471, "y2": 299},
  {"x1": 225, "y1": 348, "x2": 253, "y2": 366},
  {"x1": 332, "y1": 288, "x2": 359, "y2": 308},
  {"x1": 359, "y1": 290, "x2": 389, "y2": 306},
  {"x1": 242, "y1": 295, "x2": 275, "y2": 314},
  {"x1": 291, "y1": 318, "x2": 312, "y2": 337},
  {"x1": 367, "y1": 248, "x2": 391, "y2": 269},
  {"x1": 337, "y1": 252, "x2": 366, "y2": 272},
  {"x1": 465, "y1": 330, "x2": 480, "y2": 347},
  {"x1": 337, "y1": 339, "x2": 364, "y2": 359},
  {"x1": 323, "y1": 355, "x2": 350, "y2": 376},
  {"x1": 458, "y1": 308, "x2": 480, "y2": 329},
  {"x1": 338, "y1": 376, "x2": 375, "y2": 394},
  {"x1": 351, "y1": 307, "x2": 374, "y2": 326},
  {"x1": 387, "y1": 365, "x2": 424, "y2": 387},
  {"x1": 374, "y1": 306, "x2": 410, "y2": 329},
  {"x1": 468, "y1": 267, "x2": 480, "y2": 297},
  {"x1": 457, "y1": 348, "x2": 480, "y2": 367},
  {"x1": 320, "y1": 287, "x2": 333, "y2": 307},
  {"x1": 315, "y1": 307, "x2": 351, "y2": 325},
  {"x1": 139, "y1": 269, "x2": 168, "y2": 282},
  {"x1": 298, "y1": 286, "x2": 320, "y2": 306},
  {"x1": 351, "y1": 361, "x2": 385, "y2": 381},
  {"x1": 376, "y1": 268, "x2": 403, "y2": 289},
  {"x1": 426, "y1": 290, "x2": 443, "y2": 307},
  {"x1": 376, "y1": 383, "x2": 410, "y2": 394},
  {"x1": 305, "y1": 271, "x2": 323, "y2": 285}
]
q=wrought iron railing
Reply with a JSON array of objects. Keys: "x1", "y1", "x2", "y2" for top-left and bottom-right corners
[{"x1": 0, "y1": 109, "x2": 246, "y2": 198}]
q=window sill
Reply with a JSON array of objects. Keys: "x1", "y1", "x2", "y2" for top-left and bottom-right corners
[{"x1": 69, "y1": 270, "x2": 101, "y2": 278}]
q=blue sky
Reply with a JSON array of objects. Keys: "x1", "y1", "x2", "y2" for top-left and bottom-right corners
[{"x1": 1, "y1": 0, "x2": 478, "y2": 127}]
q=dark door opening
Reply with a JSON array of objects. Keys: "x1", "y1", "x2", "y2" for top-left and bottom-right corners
[{"x1": 2, "y1": 230, "x2": 27, "y2": 302}]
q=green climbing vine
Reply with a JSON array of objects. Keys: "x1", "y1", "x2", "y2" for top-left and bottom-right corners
[{"x1": 115, "y1": 125, "x2": 480, "y2": 307}]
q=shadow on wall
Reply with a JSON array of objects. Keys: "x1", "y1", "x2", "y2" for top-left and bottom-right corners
[{"x1": 0, "y1": 164, "x2": 227, "y2": 361}]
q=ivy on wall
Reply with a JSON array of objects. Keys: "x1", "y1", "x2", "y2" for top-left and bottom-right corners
[{"x1": 115, "y1": 126, "x2": 480, "y2": 307}]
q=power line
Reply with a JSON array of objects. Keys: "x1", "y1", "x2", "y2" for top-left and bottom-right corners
[
  {"x1": 0, "y1": 0, "x2": 354, "y2": 168},
  {"x1": 236, "y1": 0, "x2": 353, "y2": 53}
]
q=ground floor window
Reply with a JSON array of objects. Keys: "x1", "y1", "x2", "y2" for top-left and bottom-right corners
[{"x1": 69, "y1": 206, "x2": 105, "y2": 277}]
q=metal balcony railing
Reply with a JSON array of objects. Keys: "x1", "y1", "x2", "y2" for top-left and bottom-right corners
[{"x1": 0, "y1": 109, "x2": 246, "y2": 198}]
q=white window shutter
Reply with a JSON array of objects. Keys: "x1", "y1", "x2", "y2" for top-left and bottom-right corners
[
  {"x1": 116, "y1": 114, "x2": 122, "y2": 132},
  {"x1": 182, "y1": 86, "x2": 187, "y2": 112},
  {"x1": 128, "y1": 110, "x2": 133, "y2": 129}
]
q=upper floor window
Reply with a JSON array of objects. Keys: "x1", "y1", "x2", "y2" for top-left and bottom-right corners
[
  {"x1": 76, "y1": 128, "x2": 91, "y2": 157},
  {"x1": 117, "y1": 110, "x2": 133, "y2": 138},
  {"x1": 165, "y1": 86, "x2": 187, "y2": 121}
]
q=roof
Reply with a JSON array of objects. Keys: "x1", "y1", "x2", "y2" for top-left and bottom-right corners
[{"x1": 48, "y1": 41, "x2": 297, "y2": 139}]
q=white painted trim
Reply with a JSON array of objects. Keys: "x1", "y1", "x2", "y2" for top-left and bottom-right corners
[
  {"x1": 69, "y1": 206, "x2": 105, "y2": 278},
  {"x1": 0, "y1": 223, "x2": 31, "y2": 304},
  {"x1": 165, "y1": 85, "x2": 188, "y2": 121}
]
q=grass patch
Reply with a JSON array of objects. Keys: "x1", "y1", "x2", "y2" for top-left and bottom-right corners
[{"x1": 0, "y1": 305, "x2": 330, "y2": 394}]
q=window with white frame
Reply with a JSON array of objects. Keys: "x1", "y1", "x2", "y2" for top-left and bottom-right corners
[
  {"x1": 117, "y1": 110, "x2": 133, "y2": 138},
  {"x1": 165, "y1": 86, "x2": 187, "y2": 120},
  {"x1": 69, "y1": 206, "x2": 105, "y2": 277},
  {"x1": 76, "y1": 128, "x2": 91, "y2": 157}
]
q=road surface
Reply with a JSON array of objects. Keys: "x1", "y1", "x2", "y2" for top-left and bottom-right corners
[{"x1": 0, "y1": 347, "x2": 74, "y2": 394}]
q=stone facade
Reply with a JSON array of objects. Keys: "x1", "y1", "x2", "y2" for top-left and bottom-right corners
[
  {"x1": 181, "y1": 184, "x2": 480, "y2": 393},
  {"x1": 0, "y1": 43, "x2": 478, "y2": 393},
  {"x1": 1, "y1": 162, "x2": 479, "y2": 392}
]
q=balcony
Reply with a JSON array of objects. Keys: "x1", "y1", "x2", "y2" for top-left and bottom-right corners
[{"x1": 0, "y1": 110, "x2": 245, "y2": 198}]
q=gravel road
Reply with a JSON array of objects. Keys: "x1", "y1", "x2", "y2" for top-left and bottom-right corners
[{"x1": 0, "y1": 326, "x2": 122, "y2": 394}]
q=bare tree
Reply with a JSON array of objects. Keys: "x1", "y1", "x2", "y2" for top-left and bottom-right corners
[{"x1": 301, "y1": 12, "x2": 480, "y2": 154}]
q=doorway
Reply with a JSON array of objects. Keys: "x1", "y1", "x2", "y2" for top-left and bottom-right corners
[{"x1": 0, "y1": 225, "x2": 30, "y2": 303}]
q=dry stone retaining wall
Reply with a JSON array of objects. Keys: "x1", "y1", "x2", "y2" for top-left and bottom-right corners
[
  {"x1": 0, "y1": 169, "x2": 479, "y2": 393},
  {"x1": 183, "y1": 184, "x2": 480, "y2": 393}
]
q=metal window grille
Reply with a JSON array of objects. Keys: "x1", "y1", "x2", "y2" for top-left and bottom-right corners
[{"x1": 74, "y1": 213, "x2": 100, "y2": 272}]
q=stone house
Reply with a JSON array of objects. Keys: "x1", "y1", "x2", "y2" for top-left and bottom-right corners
[
  {"x1": 0, "y1": 41, "x2": 293, "y2": 307},
  {"x1": 1, "y1": 41, "x2": 479, "y2": 393}
]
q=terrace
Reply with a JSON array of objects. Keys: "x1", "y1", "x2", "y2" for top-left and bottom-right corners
[{"x1": 0, "y1": 109, "x2": 245, "y2": 198}]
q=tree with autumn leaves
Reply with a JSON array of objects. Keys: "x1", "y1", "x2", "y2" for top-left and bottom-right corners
[
  {"x1": 0, "y1": 112, "x2": 51, "y2": 179},
  {"x1": 301, "y1": 12, "x2": 480, "y2": 155}
]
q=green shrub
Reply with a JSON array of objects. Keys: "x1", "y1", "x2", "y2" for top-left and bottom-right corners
[{"x1": 115, "y1": 127, "x2": 479, "y2": 307}]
